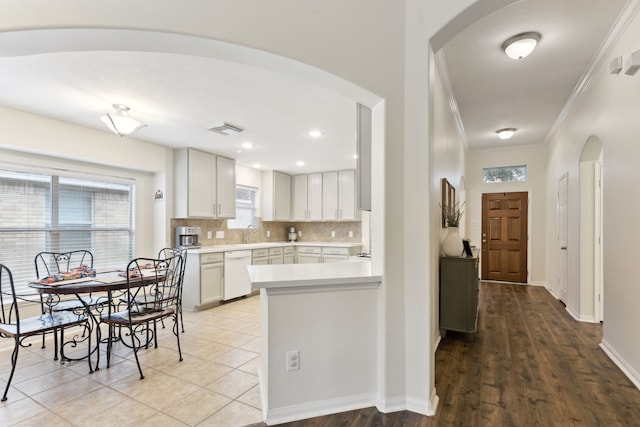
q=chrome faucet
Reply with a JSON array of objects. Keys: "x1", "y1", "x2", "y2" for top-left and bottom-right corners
[{"x1": 244, "y1": 224, "x2": 255, "y2": 244}]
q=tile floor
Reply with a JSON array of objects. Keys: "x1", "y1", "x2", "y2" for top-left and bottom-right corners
[{"x1": 0, "y1": 295, "x2": 263, "y2": 427}]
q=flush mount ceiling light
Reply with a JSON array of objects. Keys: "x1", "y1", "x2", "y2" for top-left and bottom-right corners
[
  {"x1": 308, "y1": 129, "x2": 323, "y2": 138},
  {"x1": 502, "y1": 32, "x2": 541, "y2": 60},
  {"x1": 100, "y1": 104, "x2": 146, "y2": 137},
  {"x1": 496, "y1": 128, "x2": 517, "y2": 140},
  {"x1": 208, "y1": 122, "x2": 244, "y2": 135}
]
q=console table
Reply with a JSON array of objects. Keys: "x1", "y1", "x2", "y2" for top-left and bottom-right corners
[{"x1": 439, "y1": 254, "x2": 479, "y2": 341}]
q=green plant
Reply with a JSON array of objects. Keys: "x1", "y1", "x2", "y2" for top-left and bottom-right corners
[{"x1": 441, "y1": 201, "x2": 464, "y2": 228}]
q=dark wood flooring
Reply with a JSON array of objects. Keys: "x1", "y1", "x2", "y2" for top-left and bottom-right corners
[{"x1": 250, "y1": 282, "x2": 640, "y2": 426}]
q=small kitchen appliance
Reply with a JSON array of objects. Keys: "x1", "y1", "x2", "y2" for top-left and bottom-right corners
[
  {"x1": 288, "y1": 227, "x2": 297, "y2": 242},
  {"x1": 175, "y1": 226, "x2": 201, "y2": 247}
]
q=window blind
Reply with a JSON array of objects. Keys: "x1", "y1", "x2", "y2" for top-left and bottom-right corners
[
  {"x1": 0, "y1": 168, "x2": 135, "y2": 295},
  {"x1": 227, "y1": 185, "x2": 258, "y2": 229}
]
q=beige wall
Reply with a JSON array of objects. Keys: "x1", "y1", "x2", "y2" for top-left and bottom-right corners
[
  {"x1": 545, "y1": 1, "x2": 640, "y2": 387},
  {"x1": 466, "y1": 144, "x2": 548, "y2": 285}
]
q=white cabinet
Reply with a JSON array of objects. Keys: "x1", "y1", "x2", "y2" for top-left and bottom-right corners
[
  {"x1": 216, "y1": 156, "x2": 236, "y2": 218},
  {"x1": 297, "y1": 246, "x2": 322, "y2": 264},
  {"x1": 262, "y1": 170, "x2": 291, "y2": 221},
  {"x1": 269, "y1": 247, "x2": 284, "y2": 264},
  {"x1": 322, "y1": 247, "x2": 350, "y2": 263},
  {"x1": 292, "y1": 173, "x2": 322, "y2": 221},
  {"x1": 201, "y1": 254, "x2": 224, "y2": 305},
  {"x1": 183, "y1": 251, "x2": 224, "y2": 310},
  {"x1": 252, "y1": 248, "x2": 269, "y2": 265},
  {"x1": 284, "y1": 246, "x2": 295, "y2": 264},
  {"x1": 174, "y1": 148, "x2": 236, "y2": 218},
  {"x1": 322, "y1": 170, "x2": 359, "y2": 221}
]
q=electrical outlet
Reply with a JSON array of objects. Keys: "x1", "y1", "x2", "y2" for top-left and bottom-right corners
[
  {"x1": 348, "y1": 231, "x2": 353, "y2": 238},
  {"x1": 298, "y1": 230, "x2": 302, "y2": 237},
  {"x1": 331, "y1": 230, "x2": 336, "y2": 237},
  {"x1": 215, "y1": 230, "x2": 224, "y2": 239},
  {"x1": 286, "y1": 350, "x2": 300, "y2": 371},
  {"x1": 207, "y1": 231, "x2": 212, "y2": 239},
  {"x1": 267, "y1": 230, "x2": 271, "y2": 237}
]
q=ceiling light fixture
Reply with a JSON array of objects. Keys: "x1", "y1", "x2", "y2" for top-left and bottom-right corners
[
  {"x1": 308, "y1": 129, "x2": 323, "y2": 138},
  {"x1": 496, "y1": 128, "x2": 517, "y2": 140},
  {"x1": 502, "y1": 32, "x2": 541, "y2": 60},
  {"x1": 241, "y1": 142, "x2": 254, "y2": 149},
  {"x1": 100, "y1": 104, "x2": 146, "y2": 137},
  {"x1": 296, "y1": 161, "x2": 305, "y2": 167}
]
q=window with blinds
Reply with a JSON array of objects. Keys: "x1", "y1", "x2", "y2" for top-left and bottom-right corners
[
  {"x1": 0, "y1": 168, "x2": 135, "y2": 295},
  {"x1": 227, "y1": 185, "x2": 258, "y2": 229}
]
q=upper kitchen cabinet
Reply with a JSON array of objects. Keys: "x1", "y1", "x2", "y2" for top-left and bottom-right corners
[
  {"x1": 292, "y1": 173, "x2": 322, "y2": 221},
  {"x1": 174, "y1": 148, "x2": 236, "y2": 218},
  {"x1": 216, "y1": 156, "x2": 236, "y2": 218},
  {"x1": 323, "y1": 169, "x2": 359, "y2": 221},
  {"x1": 262, "y1": 170, "x2": 291, "y2": 221}
]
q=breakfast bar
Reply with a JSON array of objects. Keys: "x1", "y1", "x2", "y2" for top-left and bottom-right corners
[{"x1": 248, "y1": 260, "x2": 382, "y2": 424}]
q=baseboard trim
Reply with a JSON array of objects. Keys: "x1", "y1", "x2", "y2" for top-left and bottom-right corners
[
  {"x1": 376, "y1": 395, "x2": 406, "y2": 413},
  {"x1": 264, "y1": 393, "x2": 377, "y2": 425},
  {"x1": 600, "y1": 339, "x2": 640, "y2": 391}
]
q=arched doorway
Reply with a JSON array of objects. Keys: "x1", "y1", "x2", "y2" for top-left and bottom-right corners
[{"x1": 579, "y1": 135, "x2": 604, "y2": 322}]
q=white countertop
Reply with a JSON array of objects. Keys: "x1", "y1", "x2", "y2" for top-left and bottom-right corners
[
  {"x1": 188, "y1": 241, "x2": 362, "y2": 254},
  {"x1": 247, "y1": 259, "x2": 380, "y2": 289}
]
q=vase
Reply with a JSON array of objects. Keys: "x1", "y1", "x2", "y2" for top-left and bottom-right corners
[{"x1": 442, "y1": 227, "x2": 463, "y2": 257}]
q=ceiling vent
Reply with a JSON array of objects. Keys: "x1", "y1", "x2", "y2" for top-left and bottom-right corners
[{"x1": 208, "y1": 122, "x2": 244, "y2": 135}]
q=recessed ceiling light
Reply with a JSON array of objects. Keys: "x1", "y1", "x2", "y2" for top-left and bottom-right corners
[
  {"x1": 236, "y1": 149, "x2": 243, "y2": 154},
  {"x1": 296, "y1": 161, "x2": 305, "y2": 167},
  {"x1": 496, "y1": 128, "x2": 517, "y2": 140},
  {"x1": 241, "y1": 142, "x2": 254, "y2": 149},
  {"x1": 502, "y1": 32, "x2": 541, "y2": 60},
  {"x1": 252, "y1": 163, "x2": 261, "y2": 169},
  {"x1": 308, "y1": 129, "x2": 323, "y2": 138},
  {"x1": 352, "y1": 154, "x2": 358, "y2": 159}
]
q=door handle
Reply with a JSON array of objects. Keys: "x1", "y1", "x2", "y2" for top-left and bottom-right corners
[
  {"x1": 561, "y1": 246, "x2": 567, "y2": 250},
  {"x1": 482, "y1": 240, "x2": 486, "y2": 243}
]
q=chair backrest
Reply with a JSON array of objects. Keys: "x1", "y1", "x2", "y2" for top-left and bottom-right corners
[
  {"x1": 158, "y1": 247, "x2": 187, "y2": 289},
  {"x1": 126, "y1": 254, "x2": 184, "y2": 311},
  {"x1": 0, "y1": 264, "x2": 20, "y2": 328},
  {"x1": 34, "y1": 250, "x2": 94, "y2": 279}
]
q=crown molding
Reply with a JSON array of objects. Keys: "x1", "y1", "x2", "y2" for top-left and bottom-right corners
[
  {"x1": 545, "y1": 0, "x2": 640, "y2": 144},
  {"x1": 434, "y1": 50, "x2": 468, "y2": 151}
]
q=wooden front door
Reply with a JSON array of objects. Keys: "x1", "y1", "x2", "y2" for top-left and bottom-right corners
[{"x1": 481, "y1": 192, "x2": 528, "y2": 283}]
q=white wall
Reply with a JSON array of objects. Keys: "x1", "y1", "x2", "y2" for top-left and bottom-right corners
[
  {"x1": 431, "y1": 54, "x2": 467, "y2": 346},
  {"x1": 545, "y1": 2, "x2": 640, "y2": 387},
  {"x1": 466, "y1": 144, "x2": 548, "y2": 285}
]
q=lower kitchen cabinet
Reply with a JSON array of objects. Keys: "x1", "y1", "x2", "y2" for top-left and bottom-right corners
[
  {"x1": 183, "y1": 251, "x2": 224, "y2": 310},
  {"x1": 439, "y1": 255, "x2": 479, "y2": 341},
  {"x1": 297, "y1": 246, "x2": 322, "y2": 263}
]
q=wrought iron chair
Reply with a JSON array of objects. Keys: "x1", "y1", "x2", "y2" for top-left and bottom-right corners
[
  {"x1": 34, "y1": 250, "x2": 96, "y2": 359},
  {"x1": 0, "y1": 263, "x2": 89, "y2": 401},
  {"x1": 101, "y1": 254, "x2": 184, "y2": 379},
  {"x1": 158, "y1": 247, "x2": 187, "y2": 332}
]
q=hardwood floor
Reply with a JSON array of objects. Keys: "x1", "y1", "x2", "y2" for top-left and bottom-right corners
[{"x1": 254, "y1": 282, "x2": 640, "y2": 426}]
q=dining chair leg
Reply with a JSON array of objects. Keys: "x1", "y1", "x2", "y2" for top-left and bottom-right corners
[
  {"x1": 131, "y1": 325, "x2": 145, "y2": 380},
  {"x1": 53, "y1": 327, "x2": 59, "y2": 361},
  {"x1": 106, "y1": 323, "x2": 113, "y2": 369},
  {"x1": 2, "y1": 337, "x2": 19, "y2": 401},
  {"x1": 175, "y1": 315, "x2": 183, "y2": 362}
]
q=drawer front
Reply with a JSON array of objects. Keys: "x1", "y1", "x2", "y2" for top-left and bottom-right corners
[
  {"x1": 269, "y1": 247, "x2": 284, "y2": 255},
  {"x1": 297, "y1": 246, "x2": 322, "y2": 254},
  {"x1": 253, "y1": 248, "x2": 269, "y2": 258},
  {"x1": 284, "y1": 246, "x2": 295, "y2": 254},
  {"x1": 200, "y1": 252, "x2": 224, "y2": 264},
  {"x1": 322, "y1": 247, "x2": 349, "y2": 256}
]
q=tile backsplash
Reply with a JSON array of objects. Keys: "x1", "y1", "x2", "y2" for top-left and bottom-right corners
[{"x1": 170, "y1": 218, "x2": 362, "y2": 247}]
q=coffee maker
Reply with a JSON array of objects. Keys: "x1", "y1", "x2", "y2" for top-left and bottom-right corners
[{"x1": 175, "y1": 226, "x2": 201, "y2": 247}]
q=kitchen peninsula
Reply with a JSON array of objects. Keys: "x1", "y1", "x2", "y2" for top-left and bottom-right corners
[{"x1": 247, "y1": 258, "x2": 382, "y2": 424}]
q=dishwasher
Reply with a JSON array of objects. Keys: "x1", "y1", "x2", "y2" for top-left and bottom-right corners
[{"x1": 223, "y1": 250, "x2": 253, "y2": 301}]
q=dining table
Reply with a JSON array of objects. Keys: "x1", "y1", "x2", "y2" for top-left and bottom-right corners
[{"x1": 29, "y1": 269, "x2": 163, "y2": 372}]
